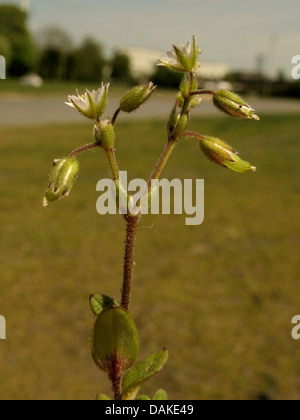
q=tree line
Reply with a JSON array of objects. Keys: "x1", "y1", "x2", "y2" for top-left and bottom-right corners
[{"x1": 0, "y1": 4, "x2": 180, "y2": 87}]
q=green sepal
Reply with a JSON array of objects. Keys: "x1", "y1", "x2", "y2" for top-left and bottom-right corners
[
  {"x1": 174, "y1": 46, "x2": 192, "y2": 72},
  {"x1": 121, "y1": 348, "x2": 168, "y2": 400},
  {"x1": 89, "y1": 294, "x2": 119, "y2": 316},
  {"x1": 180, "y1": 76, "x2": 190, "y2": 99},
  {"x1": 173, "y1": 113, "x2": 189, "y2": 138},
  {"x1": 200, "y1": 136, "x2": 235, "y2": 165}
]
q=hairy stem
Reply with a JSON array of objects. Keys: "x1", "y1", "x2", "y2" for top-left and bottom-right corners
[
  {"x1": 147, "y1": 138, "x2": 178, "y2": 189},
  {"x1": 183, "y1": 131, "x2": 205, "y2": 141},
  {"x1": 121, "y1": 215, "x2": 139, "y2": 311},
  {"x1": 69, "y1": 142, "x2": 100, "y2": 157},
  {"x1": 109, "y1": 372, "x2": 122, "y2": 400},
  {"x1": 104, "y1": 148, "x2": 120, "y2": 181},
  {"x1": 112, "y1": 107, "x2": 121, "y2": 126},
  {"x1": 190, "y1": 89, "x2": 216, "y2": 96}
]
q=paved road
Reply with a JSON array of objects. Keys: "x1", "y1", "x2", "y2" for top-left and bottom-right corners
[{"x1": 0, "y1": 93, "x2": 299, "y2": 128}]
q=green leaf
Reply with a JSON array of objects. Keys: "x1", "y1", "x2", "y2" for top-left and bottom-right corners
[
  {"x1": 91, "y1": 306, "x2": 139, "y2": 375},
  {"x1": 136, "y1": 395, "x2": 151, "y2": 400},
  {"x1": 122, "y1": 348, "x2": 168, "y2": 400},
  {"x1": 153, "y1": 389, "x2": 168, "y2": 400},
  {"x1": 97, "y1": 394, "x2": 111, "y2": 400},
  {"x1": 121, "y1": 386, "x2": 141, "y2": 401},
  {"x1": 89, "y1": 294, "x2": 119, "y2": 316}
]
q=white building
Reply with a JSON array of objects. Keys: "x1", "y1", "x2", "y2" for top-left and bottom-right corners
[
  {"x1": 117, "y1": 46, "x2": 164, "y2": 80},
  {"x1": 20, "y1": 0, "x2": 30, "y2": 12}
]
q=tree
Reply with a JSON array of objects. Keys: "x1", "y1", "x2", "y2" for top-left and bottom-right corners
[
  {"x1": 36, "y1": 27, "x2": 74, "y2": 81},
  {"x1": 38, "y1": 47, "x2": 66, "y2": 81},
  {"x1": 71, "y1": 38, "x2": 105, "y2": 82},
  {"x1": 0, "y1": 5, "x2": 36, "y2": 76},
  {"x1": 110, "y1": 52, "x2": 132, "y2": 83},
  {"x1": 35, "y1": 26, "x2": 73, "y2": 53},
  {"x1": 0, "y1": 35, "x2": 11, "y2": 67}
]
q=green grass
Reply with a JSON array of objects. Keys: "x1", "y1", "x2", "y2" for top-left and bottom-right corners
[{"x1": 0, "y1": 114, "x2": 299, "y2": 400}]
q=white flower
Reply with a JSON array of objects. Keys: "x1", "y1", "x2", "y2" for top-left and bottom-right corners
[
  {"x1": 65, "y1": 82, "x2": 109, "y2": 119},
  {"x1": 158, "y1": 36, "x2": 202, "y2": 73}
]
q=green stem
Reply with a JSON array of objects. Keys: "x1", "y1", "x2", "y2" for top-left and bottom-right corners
[
  {"x1": 147, "y1": 138, "x2": 178, "y2": 190},
  {"x1": 104, "y1": 148, "x2": 119, "y2": 181}
]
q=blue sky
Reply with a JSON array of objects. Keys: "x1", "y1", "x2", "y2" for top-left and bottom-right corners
[{"x1": 2, "y1": 0, "x2": 300, "y2": 78}]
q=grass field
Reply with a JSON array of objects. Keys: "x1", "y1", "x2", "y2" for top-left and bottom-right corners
[{"x1": 0, "y1": 113, "x2": 299, "y2": 400}]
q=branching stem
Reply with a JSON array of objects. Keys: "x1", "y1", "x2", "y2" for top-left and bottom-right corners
[
  {"x1": 112, "y1": 107, "x2": 121, "y2": 126},
  {"x1": 69, "y1": 142, "x2": 100, "y2": 157},
  {"x1": 190, "y1": 89, "x2": 216, "y2": 96}
]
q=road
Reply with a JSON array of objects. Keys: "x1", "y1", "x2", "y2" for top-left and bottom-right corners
[{"x1": 0, "y1": 93, "x2": 299, "y2": 128}]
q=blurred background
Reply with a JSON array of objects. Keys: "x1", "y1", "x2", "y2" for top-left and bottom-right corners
[{"x1": 0, "y1": 0, "x2": 299, "y2": 400}]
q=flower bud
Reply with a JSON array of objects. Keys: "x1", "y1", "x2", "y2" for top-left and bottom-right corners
[
  {"x1": 199, "y1": 136, "x2": 256, "y2": 173},
  {"x1": 172, "y1": 113, "x2": 190, "y2": 138},
  {"x1": 213, "y1": 90, "x2": 260, "y2": 120},
  {"x1": 94, "y1": 119, "x2": 115, "y2": 149},
  {"x1": 167, "y1": 106, "x2": 180, "y2": 137},
  {"x1": 179, "y1": 75, "x2": 190, "y2": 99},
  {"x1": 43, "y1": 156, "x2": 80, "y2": 206},
  {"x1": 119, "y1": 83, "x2": 156, "y2": 113}
]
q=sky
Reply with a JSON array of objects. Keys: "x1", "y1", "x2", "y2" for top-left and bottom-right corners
[{"x1": 2, "y1": 0, "x2": 300, "y2": 78}]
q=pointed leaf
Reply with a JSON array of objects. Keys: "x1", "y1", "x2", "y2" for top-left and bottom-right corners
[
  {"x1": 153, "y1": 389, "x2": 168, "y2": 400},
  {"x1": 90, "y1": 294, "x2": 119, "y2": 316},
  {"x1": 91, "y1": 307, "x2": 139, "y2": 375},
  {"x1": 136, "y1": 395, "x2": 151, "y2": 400},
  {"x1": 121, "y1": 386, "x2": 141, "y2": 401},
  {"x1": 122, "y1": 348, "x2": 168, "y2": 400},
  {"x1": 97, "y1": 394, "x2": 111, "y2": 400}
]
